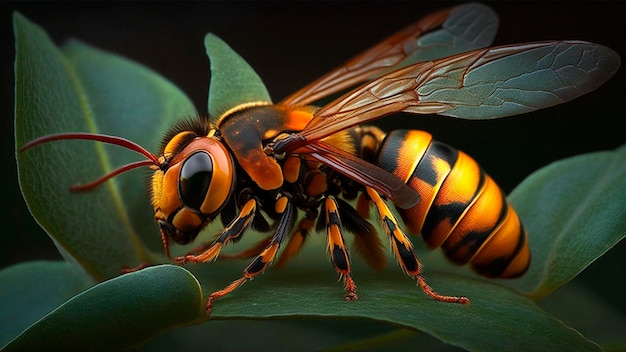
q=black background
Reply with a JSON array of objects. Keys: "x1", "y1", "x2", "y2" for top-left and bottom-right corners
[{"x1": 1, "y1": 2, "x2": 624, "y2": 310}]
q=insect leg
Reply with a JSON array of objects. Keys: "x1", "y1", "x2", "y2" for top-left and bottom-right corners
[
  {"x1": 219, "y1": 201, "x2": 314, "y2": 262},
  {"x1": 206, "y1": 196, "x2": 297, "y2": 313},
  {"x1": 217, "y1": 235, "x2": 273, "y2": 260},
  {"x1": 275, "y1": 217, "x2": 315, "y2": 269},
  {"x1": 365, "y1": 187, "x2": 470, "y2": 304},
  {"x1": 175, "y1": 198, "x2": 257, "y2": 264},
  {"x1": 324, "y1": 196, "x2": 358, "y2": 301}
]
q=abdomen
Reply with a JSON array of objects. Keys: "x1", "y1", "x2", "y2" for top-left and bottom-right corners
[{"x1": 374, "y1": 129, "x2": 530, "y2": 278}]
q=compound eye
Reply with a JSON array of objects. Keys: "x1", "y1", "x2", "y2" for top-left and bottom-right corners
[{"x1": 179, "y1": 151, "x2": 213, "y2": 209}]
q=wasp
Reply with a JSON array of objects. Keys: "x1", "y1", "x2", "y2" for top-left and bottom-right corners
[{"x1": 21, "y1": 3, "x2": 620, "y2": 313}]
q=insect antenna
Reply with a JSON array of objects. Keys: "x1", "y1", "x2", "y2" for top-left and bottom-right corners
[{"x1": 20, "y1": 132, "x2": 161, "y2": 192}]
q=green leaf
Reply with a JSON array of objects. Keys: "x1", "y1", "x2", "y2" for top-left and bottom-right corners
[
  {"x1": 188, "y1": 263, "x2": 601, "y2": 352},
  {"x1": 0, "y1": 261, "x2": 92, "y2": 348},
  {"x1": 14, "y1": 12, "x2": 196, "y2": 280},
  {"x1": 2, "y1": 265, "x2": 204, "y2": 352},
  {"x1": 541, "y1": 282, "x2": 626, "y2": 350},
  {"x1": 143, "y1": 319, "x2": 453, "y2": 351},
  {"x1": 205, "y1": 33, "x2": 271, "y2": 118},
  {"x1": 506, "y1": 145, "x2": 626, "y2": 298},
  {"x1": 62, "y1": 40, "x2": 197, "y2": 255}
]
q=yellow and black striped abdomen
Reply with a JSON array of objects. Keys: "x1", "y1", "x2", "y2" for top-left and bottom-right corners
[{"x1": 375, "y1": 129, "x2": 530, "y2": 278}]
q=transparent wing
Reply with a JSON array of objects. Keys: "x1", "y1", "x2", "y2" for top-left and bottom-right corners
[
  {"x1": 279, "y1": 2, "x2": 498, "y2": 107},
  {"x1": 290, "y1": 41, "x2": 620, "y2": 144}
]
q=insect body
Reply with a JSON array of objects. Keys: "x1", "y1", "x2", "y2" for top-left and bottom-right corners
[{"x1": 21, "y1": 3, "x2": 620, "y2": 313}]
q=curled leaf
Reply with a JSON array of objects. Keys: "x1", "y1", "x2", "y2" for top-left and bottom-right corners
[
  {"x1": 2, "y1": 265, "x2": 204, "y2": 352},
  {"x1": 507, "y1": 145, "x2": 626, "y2": 298}
]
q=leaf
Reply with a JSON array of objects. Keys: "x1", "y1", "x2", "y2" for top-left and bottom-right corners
[
  {"x1": 2, "y1": 265, "x2": 204, "y2": 352},
  {"x1": 505, "y1": 145, "x2": 626, "y2": 298},
  {"x1": 541, "y1": 282, "x2": 626, "y2": 350},
  {"x1": 205, "y1": 33, "x2": 272, "y2": 118},
  {"x1": 63, "y1": 40, "x2": 198, "y2": 253},
  {"x1": 143, "y1": 319, "x2": 451, "y2": 351},
  {"x1": 14, "y1": 12, "x2": 197, "y2": 280},
  {"x1": 0, "y1": 261, "x2": 92, "y2": 348},
  {"x1": 186, "y1": 262, "x2": 601, "y2": 352}
]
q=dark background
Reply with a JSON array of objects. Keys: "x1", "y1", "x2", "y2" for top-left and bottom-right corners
[{"x1": 1, "y1": 1, "x2": 624, "y2": 309}]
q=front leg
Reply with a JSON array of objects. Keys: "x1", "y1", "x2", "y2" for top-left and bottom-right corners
[
  {"x1": 175, "y1": 198, "x2": 257, "y2": 264},
  {"x1": 205, "y1": 196, "x2": 296, "y2": 314}
]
